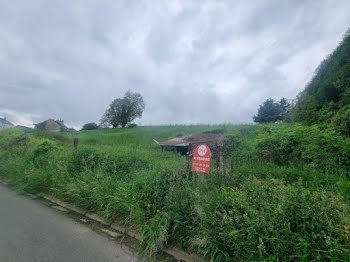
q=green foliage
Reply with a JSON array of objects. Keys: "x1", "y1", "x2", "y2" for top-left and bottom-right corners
[
  {"x1": 252, "y1": 124, "x2": 350, "y2": 171},
  {"x1": 127, "y1": 123, "x2": 138, "y2": 128},
  {"x1": 0, "y1": 124, "x2": 349, "y2": 260},
  {"x1": 292, "y1": 30, "x2": 350, "y2": 136},
  {"x1": 67, "y1": 147, "x2": 101, "y2": 173},
  {"x1": 253, "y1": 98, "x2": 290, "y2": 123},
  {"x1": 0, "y1": 128, "x2": 29, "y2": 153},
  {"x1": 81, "y1": 122, "x2": 99, "y2": 130},
  {"x1": 31, "y1": 139, "x2": 57, "y2": 157},
  {"x1": 142, "y1": 212, "x2": 170, "y2": 256},
  {"x1": 291, "y1": 95, "x2": 320, "y2": 124},
  {"x1": 100, "y1": 90, "x2": 145, "y2": 128},
  {"x1": 332, "y1": 105, "x2": 350, "y2": 137},
  {"x1": 191, "y1": 179, "x2": 349, "y2": 261},
  {"x1": 30, "y1": 139, "x2": 59, "y2": 168}
]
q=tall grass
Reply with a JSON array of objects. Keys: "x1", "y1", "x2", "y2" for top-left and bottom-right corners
[{"x1": 0, "y1": 124, "x2": 349, "y2": 261}]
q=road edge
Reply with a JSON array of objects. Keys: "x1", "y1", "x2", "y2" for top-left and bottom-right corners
[{"x1": 0, "y1": 179, "x2": 202, "y2": 262}]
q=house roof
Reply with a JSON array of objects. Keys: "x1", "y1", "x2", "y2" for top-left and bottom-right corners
[
  {"x1": 35, "y1": 119, "x2": 67, "y2": 131},
  {"x1": 0, "y1": 117, "x2": 14, "y2": 126}
]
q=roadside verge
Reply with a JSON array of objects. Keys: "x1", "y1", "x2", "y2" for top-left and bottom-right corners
[{"x1": 0, "y1": 179, "x2": 202, "y2": 262}]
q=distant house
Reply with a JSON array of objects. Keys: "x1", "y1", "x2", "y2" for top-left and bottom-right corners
[
  {"x1": 0, "y1": 117, "x2": 14, "y2": 129},
  {"x1": 34, "y1": 119, "x2": 68, "y2": 132}
]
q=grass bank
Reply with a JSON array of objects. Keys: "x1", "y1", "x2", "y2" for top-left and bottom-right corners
[{"x1": 0, "y1": 124, "x2": 349, "y2": 261}]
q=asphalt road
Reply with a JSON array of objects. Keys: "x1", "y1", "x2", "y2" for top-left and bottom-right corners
[{"x1": 0, "y1": 184, "x2": 141, "y2": 262}]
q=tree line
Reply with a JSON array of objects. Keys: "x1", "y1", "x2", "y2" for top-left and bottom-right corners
[{"x1": 254, "y1": 28, "x2": 350, "y2": 137}]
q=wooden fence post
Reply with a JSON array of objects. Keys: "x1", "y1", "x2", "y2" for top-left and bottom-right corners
[
  {"x1": 72, "y1": 137, "x2": 79, "y2": 150},
  {"x1": 72, "y1": 131, "x2": 79, "y2": 150},
  {"x1": 187, "y1": 143, "x2": 192, "y2": 173}
]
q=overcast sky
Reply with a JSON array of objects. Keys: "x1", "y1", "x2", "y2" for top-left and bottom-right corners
[{"x1": 0, "y1": 0, "x2": 349, "y2": 128}]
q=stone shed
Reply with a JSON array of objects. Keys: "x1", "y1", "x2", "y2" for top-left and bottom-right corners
[{"x1": 158, "y1": 131, "x2": 224, "y2": 156}]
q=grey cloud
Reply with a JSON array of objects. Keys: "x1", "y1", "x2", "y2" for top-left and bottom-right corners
[{"x1": 0, "y1": 0, "x2": 349, "y2": 128}]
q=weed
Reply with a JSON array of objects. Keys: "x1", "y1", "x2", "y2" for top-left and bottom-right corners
[{"x1": 0, "y1": 124, "x2": 349, "y2": 261}]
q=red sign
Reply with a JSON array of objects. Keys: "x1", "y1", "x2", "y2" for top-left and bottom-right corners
[{"x1": 192, "y1": 144, "x2": 211, "y2": 173}]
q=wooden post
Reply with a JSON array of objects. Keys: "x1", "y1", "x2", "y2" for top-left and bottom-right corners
[
  {"x1": 187, "y1": 143, "x2": 192, "y2": 173},
  {"x1": 71, "y1": 130, "x2": 78, "y2": 150},
  {"x1": 72, "y1": 137, "x2": 79, "y2": 150}
]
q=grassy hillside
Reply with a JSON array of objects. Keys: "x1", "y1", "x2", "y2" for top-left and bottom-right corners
[
  {"x1": 292, "y1": 29, "x2": 350, "y2": 136},
  {"x1": 0, "y1": 125, "x2": 349, "y2": 261}
]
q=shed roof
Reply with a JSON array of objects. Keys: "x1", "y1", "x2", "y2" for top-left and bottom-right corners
[
  {"x1": 159, "y1": 132, "x2": 224, "y2": 147},
  {"x1": 159, "y1": 135, "x2": 192, "y2": 146}
]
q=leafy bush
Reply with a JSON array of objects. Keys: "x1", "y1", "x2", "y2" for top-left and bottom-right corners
[
  {"x1": 81, "y1": 122, "x2": 99, "y2": 131},
  {"x1": 128, "y1": 123, "x2": 138, "y2": 128},
  {"x1": 102, "y1": 154, "x2": 149, "y2": 178},
  {"x1": 0, "y1": 125, "x2": 349, "y2": 260},
  {"x1": 67, "y1": 147, "x2": 101, "y2": 174},
  {"x1": 0, "y1": 128, "x2": 29, "y2": 152},
  {"x1": 30, "y1": 139, "x2": 58, "y2": 168},
  {"x1": 291, "y1": 30, "x2": 350, "y2": 127},
  {"x1": 332, "y1": 105, "x2": 350, "y2": 137},
  {"x1": 191, "y1": 179, "x2": 349, "y2": 261},
  {"x1": 252, "y1": 124, "x2": 350, "y2": 172}
]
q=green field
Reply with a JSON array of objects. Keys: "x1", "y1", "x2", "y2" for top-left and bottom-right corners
[{"x1": 0, "y1": 124, "x2": 349, "y2": 261}]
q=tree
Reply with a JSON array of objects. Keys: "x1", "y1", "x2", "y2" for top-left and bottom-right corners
[
  {"x1": 253, "y1": 98, "x2": 290, "y2": 123},
  {"x1": 292, "y1": 28, "x2": 350, "y2": 126},
  {"x1": 100, "y1": 91, "x2": 145, "y2": 128},
  {"x1": 279, "y1": 97, "x2": 292, "y2": 121},
  {"x1": 81, "y1": 122, "x2": 99, "y2": 131}
]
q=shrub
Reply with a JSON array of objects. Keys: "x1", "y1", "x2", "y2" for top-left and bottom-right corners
[
  {"x1": 81, "y1": 122, "x2": 99, "y2": 131},
  {"x1": 332, "y1": 105, "x2": 350, "y2": 137},
  {"x1": 191, "y1": 179, "x2": 350, "y2": 261},
  {"x1": 30, "y1": 139, "x2": 58, "y2": 168},
  {"x1": 0, "y1": 128, "x2": 29, "y2": 151},
  {"x1": 67, "y1": 147, "x2": 101, "y2": 174},
  {"x1": 128, "y1": 123, "x2": 138, "y2": 128},
  {"x1": 102, "y1": 154, "x2": 149, "y2": 178},
  {"x1": 1, "y1": 125, "x2": 349, "y2": 260},
  {"x1": 253, "y1": 124, "x2": 350, "y2": 171}
]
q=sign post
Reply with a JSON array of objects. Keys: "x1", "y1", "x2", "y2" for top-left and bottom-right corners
[{"x1": 192, "y1": 144, "x2": 211, "y2": 173}]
